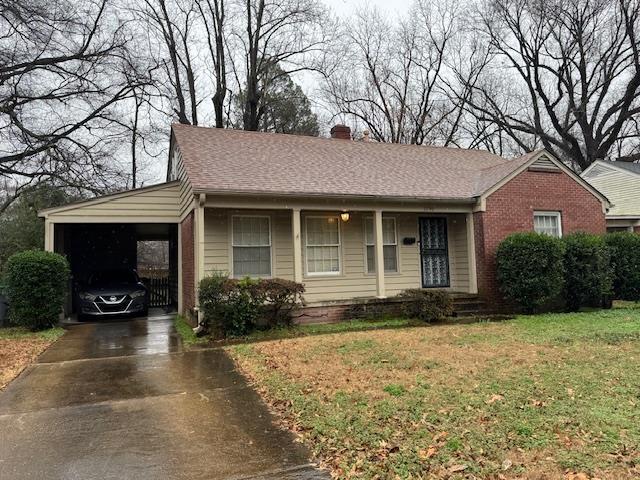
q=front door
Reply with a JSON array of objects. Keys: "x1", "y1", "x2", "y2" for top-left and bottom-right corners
[{"x1": 419, "y1": 217, "x2": 450, "y2": 288}]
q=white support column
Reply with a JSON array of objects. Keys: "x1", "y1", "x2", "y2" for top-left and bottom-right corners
[
  {"x1": 374, "y1": 209, "x2": 386, "y2": 298},
  {"x1": 466, "y1": 212, "x2": 478, "y2": 294},
  {"x1": 292, "y1": 209, "x2": 303, "y2": 283},
  {"x1": 44, "y1": 219, "x2": 54, "y2": 252},
  {"x1": 196, "y1": 195, "x2": 206, "y2": 283},
  {"x1": 194, "y1": 194, "x2": 206, "y2": 323}
]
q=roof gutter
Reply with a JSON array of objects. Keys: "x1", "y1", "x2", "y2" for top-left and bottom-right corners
[{"x1": 192, "y1": 188, "x2": 478, "y2": 205}]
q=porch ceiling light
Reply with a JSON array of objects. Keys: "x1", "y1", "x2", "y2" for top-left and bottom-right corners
[{"x1": 340, "y1": 211, "x2": 350, "y2": 222}]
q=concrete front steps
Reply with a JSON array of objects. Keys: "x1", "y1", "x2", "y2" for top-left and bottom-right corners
[{"x1": 451, "y1": 293, "x2": 494, "y2": 318}]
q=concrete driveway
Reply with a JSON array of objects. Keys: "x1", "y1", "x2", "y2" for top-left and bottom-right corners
[{"x1": 0, "y1": 316, "x2": 327, "y2": 480}]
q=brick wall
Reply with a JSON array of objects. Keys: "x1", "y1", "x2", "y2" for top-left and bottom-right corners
[
  {"x1": 181, "y1": 212, "x2": 195, "y2": 318},
  {"x1": 635, "y1": 226, "x2": 640, "y2": 234},
  {"x1": 475, "y1": 168, "x2": 606, "y2": 306}
]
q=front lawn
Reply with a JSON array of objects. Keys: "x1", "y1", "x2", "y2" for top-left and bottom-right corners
[
  {"x1": 227, "y1": 308, "x2": 640, "y2": 479},
  {"x1": 0, "y1": 327, "x2": 65, "y2": 389}
]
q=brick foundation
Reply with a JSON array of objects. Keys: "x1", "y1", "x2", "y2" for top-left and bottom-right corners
[
  {"x1": 181, "y1": 212, "x2": 195, "y2": 321},
  {"x1": 474, "y1": 168, "x2": 606, "y2": 307},
  {"x1": 293, "y1": 298, "x2": 406, "y2": 324}
]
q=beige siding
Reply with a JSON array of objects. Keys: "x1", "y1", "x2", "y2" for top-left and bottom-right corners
[
  {"x1": 46, "y1": 182, "x2": 182, "y2": 221},
  {"x1": 583, "y1": 164, "x2": 640, "y2": 216},
  {"x1": 169, "y1": 146, "x2": 195, "y2": 217},
  {"x1": 203, "y1": 208, "x2": 472, "y2": 304}
]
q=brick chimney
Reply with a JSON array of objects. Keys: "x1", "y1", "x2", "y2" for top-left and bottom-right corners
[{"x1": 330, "y1": 124, "x2": 351, "y2": 140}]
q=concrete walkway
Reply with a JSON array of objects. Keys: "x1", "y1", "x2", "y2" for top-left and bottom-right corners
[{"x1": 0, "y1": 316, "x2": 328, "y2": 480}]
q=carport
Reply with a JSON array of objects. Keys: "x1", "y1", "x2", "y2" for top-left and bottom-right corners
[{"x1": 39, "y1": 181, "x2": 183, "y2": 316}]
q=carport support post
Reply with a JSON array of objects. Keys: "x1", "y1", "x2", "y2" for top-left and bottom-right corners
[
  {"x1": 374, "y1": 210, "x2": 386, "y2": 299},
  {"x1": 292, "y1": 209, "x2": 303, "y2": 283},
  {"x1": 195, "y1": 195, "x2": 206, "y2": 323},
  {"x1": 44, "y1": 219, "x2": 54, "y2": 252}
]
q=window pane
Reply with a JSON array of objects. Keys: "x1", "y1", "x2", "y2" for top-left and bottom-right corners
[
  {"x1": 307, "y1": 217, "x2": 339, "y2": 245},
  {"x1": 365, "y1": 218, "x2": 396, "y2": 245},
  {"x1": 366, "y1": 245, "x2": 375, "y2": 273},
  {"x1": 233, "y1": 246, "x2": 271, "y2": 276},
  {"x1": 364, "y1": 218, "x2": 374, "y2": 245},
  {"x1": 233, "y1": 217, "x2": 270, "y2": 246},
  {"x1": 534, "y1": 214, "x2": 560, "y2": 237},
  {"x1": 307, "y1": 246, "x2": 339, "y2": 273},
  {"x1": 383, "y1": 245, "x2": 397, "y2": 272},
  {"x1": 382, "y1": 218, "x2": 396, "y2": 244}
]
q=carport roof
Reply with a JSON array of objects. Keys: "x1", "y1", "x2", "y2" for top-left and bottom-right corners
[{"x1": 38, "y1": 181, "x2": 181, "y2": 221}]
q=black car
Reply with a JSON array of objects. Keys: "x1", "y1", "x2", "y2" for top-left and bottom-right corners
[{"x1": 77, "y1": 269, "x2": 148, "y2": 320}]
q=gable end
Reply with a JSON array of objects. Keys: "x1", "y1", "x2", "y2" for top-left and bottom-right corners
[{"x1": 528, "y1": 154, "x2": 561, "y2": 173}]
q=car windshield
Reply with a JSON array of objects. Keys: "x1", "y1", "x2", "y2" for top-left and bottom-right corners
[{"x1": 88, "y1": 270, "x2": 138, "y2": 286}]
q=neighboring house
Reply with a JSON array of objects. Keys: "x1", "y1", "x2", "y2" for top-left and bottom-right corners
[
  {"x1": 581, "y1": 160, "x2": 640, "y2": 233},
  {"x1": 40, "y1": 124, "x2": 609, "y2": 321}
]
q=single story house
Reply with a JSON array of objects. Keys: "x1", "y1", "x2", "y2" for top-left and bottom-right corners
[
  {"x1": 40, "y1": 124, "x2": 609, "y2": 322},
  {"x1": 581, "y1": 160, "x2": 640, "y2": 233}
]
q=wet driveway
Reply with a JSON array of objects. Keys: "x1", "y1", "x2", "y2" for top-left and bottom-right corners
[{"x1": 0, "y1": 316, "x2": 327, "y2": 480}]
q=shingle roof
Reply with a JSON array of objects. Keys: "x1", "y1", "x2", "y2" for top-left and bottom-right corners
[{"x1": 171, "y1": 124, "x2": 535, "y2": 201}]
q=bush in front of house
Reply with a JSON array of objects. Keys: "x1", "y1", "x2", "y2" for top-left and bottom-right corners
[
  {"x1": 198, "y1": 273, "x2": 304, "y2": 337},
  {"x1": 496, "y1": 232, "x2": 565, "y2": 313},
  {"x1": 397, "y1": 289, "x2": 453, "y2": 322},
  {"x1": 4, "y1": 250, "x2": 70, "y2": 330},
  {"x1": 604, "y1": 232, "x2": 640, "y2": 301},
  {"x1": 253, "y1": 278, "x2": 305, "y2": 327},
  {"x1": 562, "y1": 233, "x2": 612, "y2": 311}
]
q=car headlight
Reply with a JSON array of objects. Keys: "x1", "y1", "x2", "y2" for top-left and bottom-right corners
[
  {"x1": 131, "y1": 290, "x2": 146, "y2": 298},
  {"x1": 79, "y1": 292, "x2": 95, "y2": 301}
]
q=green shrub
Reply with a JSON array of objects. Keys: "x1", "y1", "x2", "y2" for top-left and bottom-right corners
[
  {"x1": 5, "y1": 250, "x2": 70, "y2": 330},
  {"x1": 604, "y1": 232, "x2": 640, "y2": 301},
  {"x1": 496, "y1": 232, "x2": 565, "y2": 313},
  {"x1": 198, "y1": 273, "x2": 304, "y2": 337},
  {"x1": 397, "y1": 289, "x2": 453, "y2": 322},
  {"x1": 562, "y1": 233, "x2": 612, "y2": 311},
  {"x1": 253, "y1": 278, "x2": 305, "y2": 327}
]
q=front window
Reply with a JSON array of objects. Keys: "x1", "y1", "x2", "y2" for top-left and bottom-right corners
[
  {"x1": 365, "y1": 217, "x2": 398, "y2": 273},
  {"x1": 232, "y1": 216, "x2": 271, "y2": 277},
  {"x1": 305, "y1": 216, "x2": 340, "y2": 275},
  {"x1": 533, "y1": 211, "x2": 562, "y2": 237}
]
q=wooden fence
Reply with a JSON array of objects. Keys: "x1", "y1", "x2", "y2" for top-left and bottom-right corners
[{"x1": 143, "y1": 276, "x2": 171, "y2": 308}]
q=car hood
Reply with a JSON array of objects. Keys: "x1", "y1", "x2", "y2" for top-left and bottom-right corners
[{"x1": 80, "y1": 283, "x2": 146, "y2": 297}]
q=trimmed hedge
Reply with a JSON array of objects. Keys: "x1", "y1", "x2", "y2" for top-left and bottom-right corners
[
  {"x1": 198, "y1": 273, "x2": 305, "y2": 337},
  {"x1": 5, "y1": 250, "x2": 70, "y2": 330},
  {"x1": 397, "y1": 289, "x2": 453, "y2": 322},
  {"x1": 496, "y1": 232, "x2": 565, "y2": 313},
  {"x1": 562, "y1": 233, "x2": 612, "y2": 311},
  {"x1": 604, "y1": 232, "x2": 640, "y2": 301}
]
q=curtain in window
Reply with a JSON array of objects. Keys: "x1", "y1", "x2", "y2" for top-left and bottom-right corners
[{"x1": 232, "y1": 216, "x2": 271, "y2": 276}]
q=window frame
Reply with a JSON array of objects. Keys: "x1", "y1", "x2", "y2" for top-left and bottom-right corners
[
  {"x1": 230, "y1": 214, "x2": 273, "y2": 278},
  {"x1": 533, "y1": 211, "x2": 563, "y2": 238},
  {"x1": 304, "y1": 215, "x2": 342, "y2": 276},
  {"x1": 364, "y1": 216, "x2": 399, "y2": 274}
]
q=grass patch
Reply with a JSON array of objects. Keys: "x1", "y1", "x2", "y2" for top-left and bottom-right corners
[
  {"x1": 174, "y1": 315, "x2": 209, "y2": 347},
  {"x1": 0, "y1": 326, "x2": 65, "y2": 341},
  {"x1": 228, "y1": 308, "x2": 640, "y2": 479}
]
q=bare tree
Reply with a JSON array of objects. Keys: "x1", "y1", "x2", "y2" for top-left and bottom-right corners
[
  {"x1": 232, "y1": 0, "x2": 330, "y2": 131},
  {"x1": 463, "y1": 0, "x2": 640, "y2": 170},
  {"x1": 196, "y1": 0, "x2": 228, "y2": 128},
  {"x1": 322, "y1": 1, "x2": 467, "y2": 145},
  {"x1": 0, "y1": 0, "x2": 152, "y2": 214},
  {"x1": 137, "y1": 0, "x2": 200, "y2": 125}
]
